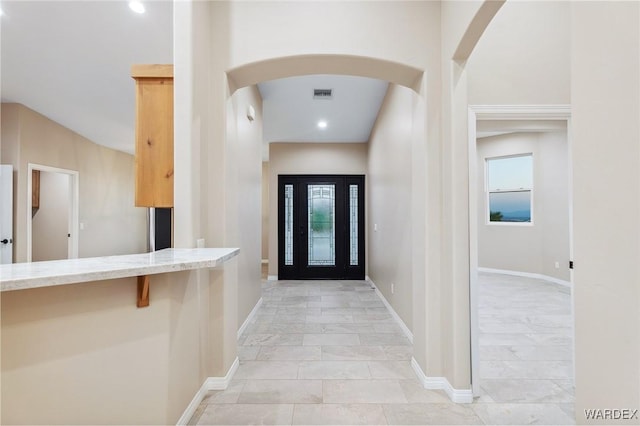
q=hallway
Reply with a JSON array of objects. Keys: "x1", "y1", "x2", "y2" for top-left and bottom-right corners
[{"x1": 189, "y1": 276, "x2": 575, "y2": 425}]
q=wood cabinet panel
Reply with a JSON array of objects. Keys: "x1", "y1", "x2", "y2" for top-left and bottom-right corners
[{"x1": 132, "y1": 65, "x2": 173, "y2": 207}]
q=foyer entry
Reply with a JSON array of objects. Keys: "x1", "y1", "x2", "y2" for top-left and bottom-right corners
[{"x1": 278, "y1": 175, "x2": 365, "y2": 280}]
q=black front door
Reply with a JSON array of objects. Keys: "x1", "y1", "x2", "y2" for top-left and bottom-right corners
[{"x1": 278, "y1": 175, "x2": 365, "y2": 280}]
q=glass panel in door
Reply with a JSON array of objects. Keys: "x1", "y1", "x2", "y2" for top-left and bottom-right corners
[
  {"x1": 284, "y1": 184, "x2": 294, "y2": 265},
  {"x1": 307, "y1": 184, "x2": 336, "y2": 266},
  {"x1": 349, "y1": 184, "x2": 358, "y2": 266}
]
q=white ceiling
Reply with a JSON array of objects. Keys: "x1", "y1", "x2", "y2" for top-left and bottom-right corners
[
  {"x1": 1, "y1": 2, "x2": 390, "y2": 158},
  {"x1": 259, "y1": 75, "x2": 389, "y2": 153},
  {"x1": 0, "y1": 0, "x2": 173, "y2": 154}
]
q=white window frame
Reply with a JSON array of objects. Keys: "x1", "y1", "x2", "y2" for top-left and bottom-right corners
[{"x1": 485, "y1": 153, "x2": 534, "y2": 226}]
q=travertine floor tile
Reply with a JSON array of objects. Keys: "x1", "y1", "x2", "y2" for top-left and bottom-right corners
[
  {"x1": 368, "y1": 360, "x2": 416, "y2": 379},
  {"x1": 292, "y1": 403, "x2": 388, "y2": 425},
  {"x1": 359, "y1": 333, "x2": 411, "y2": 346},
  {"x1": 243, "y1": 333, "x2": 304, "y2": 346},
  {"x1": 321, "y1": 345, "x2": 387, "y2": 361},
  {"x1": 383, "y1": 403, "x2": 483, "y2": 425},
  {"x1": 233, "y1": 361, "x2": 299, "y2": 379},
  {"x1": 238, "y1": 380, "x2": 323, "y2": 404},
  {"x1": 197, "y1": 404, "x2": 294, "y2": 425},
  {"x1": 189, "y1": 275, "x2": 575, "y2": 425},
  {"x1": 323, "y1": 379, "x2": 408, "y2": 403},
  {"x1": 472, "y1": 403, "x2": 575, "y2": 425},
  {"x1": 399, "y1": 379, "x2": 451, "y2": 403},
  {"x1": 201, "y1": 380, "x2": 246, "y2": 404},
  {"x1": 480, "y1": 378, "x2": 574, "y2": 403},
  {"x1": 256, "y1": 345, "x2": 322, "y2": 361},
  {"x1": 303, "y1": 333, "x2": 360, "y2": 346},
  {"x1": 298, "y1": 360, "x2": 371, "y2": 379}
]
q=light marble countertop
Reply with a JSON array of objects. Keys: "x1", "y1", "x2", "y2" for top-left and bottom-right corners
[{"x1": 0, "y1": 248, "x2": 239, "y2": 292}]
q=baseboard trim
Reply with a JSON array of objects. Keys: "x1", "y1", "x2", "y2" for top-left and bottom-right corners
[
  {"x1": 205, "y1": 357, "x2": 239, "y2": 390},
  {"x1": 411, "y1": 357, "x2": 473, "y2": 404},
  {"x1": 238, "y1": 298, "x2": 263, "y2": 340},
  {"x1": 176, "y1": 357, "x2": 239, "y2": 425},
  {"x1": 267, "y1": 275, "x2": 278, "y2": 281},
  {"x1": 365, "y1": 276, "x2": 413, "y2": 344},
  {"x1": 176, "y1": 380, "x2": 209, "y2": 426},
  {"x1": 478, "y1": 267, "x2": 571, "y2": 288}
]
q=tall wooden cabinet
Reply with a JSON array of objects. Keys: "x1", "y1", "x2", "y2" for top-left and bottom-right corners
[{"x1": 131, "y1": 64, "x2": 174, "y2": 208}]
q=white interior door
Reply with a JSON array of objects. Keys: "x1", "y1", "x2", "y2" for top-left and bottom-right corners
[{"x1": 1, "y1": 165, "x2": 14, "y2": 264}]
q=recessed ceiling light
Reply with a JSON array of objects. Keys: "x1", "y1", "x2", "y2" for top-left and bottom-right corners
[
  {"x1": 317, "y1": 121, "x2": 328, "y2": 129},
  {"x1": 129, "y1": 1, "x2": 145, "y2": 14}
]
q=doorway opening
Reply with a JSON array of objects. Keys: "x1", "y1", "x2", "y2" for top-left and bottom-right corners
[
  {"x1": 27, "y1": 163, "x2": 79, "y2": 262},
  {"x1": 468, "y1": 105, "x2": 574, "y2": 400},
  {"x1": 278, "y1": 174, "x2": 365, "y2": 280}
]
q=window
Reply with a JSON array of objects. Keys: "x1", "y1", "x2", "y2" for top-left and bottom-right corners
[{"x1": 486, "y1": 154, "x2": 533, "y2": 224}]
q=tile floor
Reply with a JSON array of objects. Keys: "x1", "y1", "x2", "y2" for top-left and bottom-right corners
[
  {"x1": 476, "y1": 272, "x2": 575, "y2": 424},
  {"x1": 190, "y1": 272, "x2": 575, "y2": 425}
]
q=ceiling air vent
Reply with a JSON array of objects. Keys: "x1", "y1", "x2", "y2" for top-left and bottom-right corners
[{"x1": 313, "y1": 89, "x2": 333, "y2": 100}]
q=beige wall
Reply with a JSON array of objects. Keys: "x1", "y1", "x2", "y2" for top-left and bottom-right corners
[
  {"x1": 165, "y1": 5, "x2": 242, "y2": 423},
  {"x1": 438, "y1": 1, "x2": 486, "y2": 390},
  {"x1": 261, "y1": 161, "x2": 269, "y2": 261},
  {"x1": 571, "y1": 2, "x2": 640, "y2": 422},
  {"x1": 367, "y1": 84, "x2": 418, "y2": 330},
  {"x1": 0, "y1": 102, "x2": 20, "y2": 165},
  {"x1": 477, "y1": 132, "x2": 570, "y2": 282},
  {"x1": 1, "y1": 103, "x2": 147, "y2": 262},
  {"x1": 225, "y1": 2, "x2": 436, "y2": 72},
  {"x1": 226, "y1": 86, "x2": 264, "y2": 327},
  {"x1": 32, "y1": 171, "x2": 70, "y2": 261},
  {"x1": 467, "y1": 0, "x2": 570, "y2": 105},
  {"x1": 268, "y1": 143, "x2": 368, "y2": 277}
]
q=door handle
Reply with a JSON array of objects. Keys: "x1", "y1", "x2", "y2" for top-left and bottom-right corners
[{"x1": 1, "y1": 238, "x2": 10, "y2": 244}]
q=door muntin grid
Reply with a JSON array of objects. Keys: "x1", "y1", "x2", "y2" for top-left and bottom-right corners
[
  {"x1": 307, "y1": 184, "x2": 335, "y2": 266},
  {"x1": 349, "y1": 184, "x2": 359, "y2": 266},
  {"x1": 284, "y1": 184, "x2": 294, "y2": 266}
]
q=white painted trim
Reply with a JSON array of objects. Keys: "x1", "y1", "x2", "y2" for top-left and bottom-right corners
[
  {"x1": 238, "y1": 297, "x2": 263, "y2": 339},
  {"x1": 205, "y1": 357, "x2": 239, "y2": 390},
  {"x1": 470, "y1": 104, "x2": 571, "y2": 120},
  {"x1": 267, "y1": 275, "x2": 278, "y2": 281},
  {"x1": 411, "y1": 358, "x2": 473, "y2": 404},
  {"x1": 366, "y1": 276, "x2": 413, "y2": 344},
  {"x1": 261, "y1": 259, "x2": 268, "y2": 264},
  {"x1": 176, "y1": 380, "x2": 209, "y2": 425},
  {"x1": 467, "y1": 110, "x2": 481, "y2": 397},
  {"x1": 566, "y1": 116, "x2": 577, "y2": 387},
  {"x1": 176, "y1": 357, "x2": 239, "y2": 425},
  {"x1": 478, "y1": 267, "x2": 571, "y2": 288}
]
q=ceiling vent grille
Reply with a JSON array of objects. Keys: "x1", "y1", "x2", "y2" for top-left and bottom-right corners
[{"x1": 313, "y1": 89, "x2": 333, "y2": 99}]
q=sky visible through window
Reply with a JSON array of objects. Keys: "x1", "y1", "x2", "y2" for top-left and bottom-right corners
[{"x1": 488, "y1": 155, "x2": 532, "y2": 190}]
